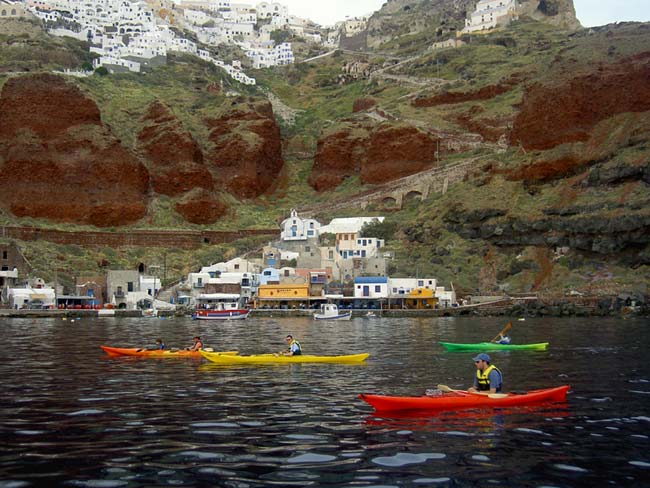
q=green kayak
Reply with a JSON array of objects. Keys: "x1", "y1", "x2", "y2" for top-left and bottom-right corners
[{"x1": 439, "y1": 341, "x2": 549, "y2": 351}]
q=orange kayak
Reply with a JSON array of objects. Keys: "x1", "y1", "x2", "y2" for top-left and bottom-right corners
[
  {"x1": 100, "y1": 345, "x2": 238, "y2": 358},
  {"x1": 359, "y1": 385, "x2": 570, "y2": 412}
]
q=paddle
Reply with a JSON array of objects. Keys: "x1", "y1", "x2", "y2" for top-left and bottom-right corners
[
  {"x1": 437, "y1": 384, "x2": 508, "y2": 399},
  {"x1": 490, "y1": 322, "x2": 513, "y2": 343}
]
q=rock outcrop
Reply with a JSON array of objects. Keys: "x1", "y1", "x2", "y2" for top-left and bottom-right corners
[
  {"x1": 309, "y1": 121, "x2": 441, "y2": 191},
  {"x1": 138, "y1": 100, "x2": 213, "y2": 196},
  {"x1": 205, "y1": 98, "x2": 284, "y2": 199},
  {"x1": 0, "y1": 74, "x2": 149, "y2": 227}
]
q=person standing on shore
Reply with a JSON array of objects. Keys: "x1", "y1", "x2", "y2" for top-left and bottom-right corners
[{"x1": 468, "y1": 353, "x2": 502, "y2": 394}]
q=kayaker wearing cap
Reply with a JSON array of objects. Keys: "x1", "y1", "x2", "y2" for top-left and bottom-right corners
[{"x1": 468, "y1": 353, "x2": 502, "y2": 394}]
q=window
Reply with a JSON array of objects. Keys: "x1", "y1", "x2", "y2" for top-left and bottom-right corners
[
  {"x1": 127, "y1": 282, "x2": 134, "y2": 292},
  {"x1": 2, "y1": 251, "x2": 7, "y2": 259},
  {"x1": 375, "y1": 285, "x2": 381, "y2": 293},
  {"x1": 234, "y1": 264, "x2": 240, "y2": 270}
]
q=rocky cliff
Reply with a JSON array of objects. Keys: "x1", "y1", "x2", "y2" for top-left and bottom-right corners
[
  {"x1": 0, "y1": 74, "x2": 149, "y2": 227},
  {"x1": 0, "y1": 73, "x2": 284, "y2": 226}
]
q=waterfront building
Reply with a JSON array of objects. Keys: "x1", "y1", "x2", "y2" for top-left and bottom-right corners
[
  {"x1": 353, "y1": 276, "x2": 388, "y2": 299},
  {"x1": 388, "y1": 278, "x2": 438, "y2": 296},
  {"x1": 255, "y1": 283, "x2": 313, "y2": 309},
  {"x1": 8, "y1": 287, "x2": 56, "y2": 309}
]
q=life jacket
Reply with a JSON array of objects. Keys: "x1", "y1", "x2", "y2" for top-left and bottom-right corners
[
  {"x1": 290, "y1": 339, "x2": 302, "y2": 355},
  {"x1": 476, "y1": 364, "x2": 502, "y2": 392}
]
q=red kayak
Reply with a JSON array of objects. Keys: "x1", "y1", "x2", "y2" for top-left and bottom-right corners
[
  {"x1": 100, "y1": 345, "x2": 238, "y2": 358},
  {"x1": 359, "y1": 385, "x2": 570, "y2": 413}
]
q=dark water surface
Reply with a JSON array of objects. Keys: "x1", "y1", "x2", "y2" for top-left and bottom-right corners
[{"x1": 1, "y1": 315, "x2": 649, "y2": 487}]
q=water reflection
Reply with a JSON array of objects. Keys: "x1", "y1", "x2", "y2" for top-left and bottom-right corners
[{"x1": 0, "y1": 316, "x2": 649, "y2": 486}]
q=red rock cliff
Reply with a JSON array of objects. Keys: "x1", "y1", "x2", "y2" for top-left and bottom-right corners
[
  {"x1": 309, "y1": 122, "x2": 440, "y2": 192},
  {"x1": 205, "y1": 98, "x2": 284, "y2": 199},
  {"x1": 0, "y1": 74, "x2": 149, "y2": 227}
]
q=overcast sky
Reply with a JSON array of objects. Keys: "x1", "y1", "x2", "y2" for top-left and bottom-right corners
[{"x1": 279, "y1": 0, "x2": 650, "y2": 28}]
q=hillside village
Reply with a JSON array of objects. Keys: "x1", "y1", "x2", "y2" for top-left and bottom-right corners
[
  {"x1": 0, "y1": 209, "x2": 457, "y2": 313},
  {"x1": 0, "y1": 0, "x2": 521, "y2": 83}
]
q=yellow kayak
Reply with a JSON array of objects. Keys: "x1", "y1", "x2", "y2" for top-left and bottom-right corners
[{"x1": 200, "y1": 350, "x2": 370, "y2": 364}]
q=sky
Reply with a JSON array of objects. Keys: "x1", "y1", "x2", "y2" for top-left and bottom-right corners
[{"x1": 279, "y1": 0, "x2": 650, "y2": 28}]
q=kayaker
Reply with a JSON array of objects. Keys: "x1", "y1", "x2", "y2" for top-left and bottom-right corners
[
  {"x1": 143, "y1": 338, "x2": 165, "y2": 351},
  {"x1": 497, "y1": 333, "x2": 511, "y2": 344},
  {"x1": 468, "y1": 353, "x2": 503, "y2": 394},
  {"x1": 187, "y1": 336, "x2": 204, "y2": 351},
  {"x1": 281, "y1": 335, "x2": 302, "y2": 356}
]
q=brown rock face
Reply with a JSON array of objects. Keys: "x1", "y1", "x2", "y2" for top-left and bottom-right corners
[
  {"x1": 309, "y1": 122, "x2": 440, "y2": 191},
  {"x1": 0, "y1": 74, "x2": 149, "y2": 227},
  {"x1": 510, "y1": 54, "x2": 650, "y2": 151},
  {"x1": 138, "y1": 100, "x2": 213, "y2": 196},
  {"x1": 175, "y1": 189, "x2": 229, "y2": 224},
  {"x1": 205, "y1": 99, "x2": 283, "y2": 199}
]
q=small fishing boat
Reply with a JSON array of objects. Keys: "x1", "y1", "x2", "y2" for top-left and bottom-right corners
[
  {"x1": 359, "y1": 385, "x2": 570, "y2": 413},
  {"x1": 313, "y1": 303, "x2": 352, "y2": 321},
  {"x1": 100, "y1": 346, "x2": 238, "y2": 358},
  {"x1": 200, "y1": 350, "x2": 369, "y2": 364},
  {"x1": 191, "y1": 293, "x2": 250, "y2": 320},
  {"x1": 439, "y1": 342, "x2": 549, "y2": 351}
]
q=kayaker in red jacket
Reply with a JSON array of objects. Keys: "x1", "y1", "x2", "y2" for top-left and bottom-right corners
[
  {"x1": 468, "y1": 353, "x2": 502, "y2": 393},
  {"x1": 187, "y1": 336, "x2": 203, "y2": 351}
]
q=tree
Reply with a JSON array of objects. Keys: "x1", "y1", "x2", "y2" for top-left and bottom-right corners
[
  {"x1": 359, "y1": 219, "x2": 397, "y2": 241},
  {"x1": 94, "y1": 66, "x2": 109, "y2": 76},
  {"x1": 270, "y1": 29, "x2": 291, "y2": 44}
]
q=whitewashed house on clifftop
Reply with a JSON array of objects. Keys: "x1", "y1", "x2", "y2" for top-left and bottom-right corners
[{"x1": 462, "y1": 0, "x2": 517, "y2": 33}]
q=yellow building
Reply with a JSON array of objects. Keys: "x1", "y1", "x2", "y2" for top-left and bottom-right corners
[
  {"x1": 255, "y1": 284, "x2": 313, "y2": 309},
  {"x1": 404, "y1": 287, "x2": 437, "y2": 309}
]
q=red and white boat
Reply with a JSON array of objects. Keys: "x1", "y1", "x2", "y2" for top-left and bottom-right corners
[{"x1": 191, "y1": 293, "x2": 251, "y2": 321}]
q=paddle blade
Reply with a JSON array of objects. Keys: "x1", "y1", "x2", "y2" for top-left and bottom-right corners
[{"x1": 436, "y1": 384, "x2": 454, "y2": 393}]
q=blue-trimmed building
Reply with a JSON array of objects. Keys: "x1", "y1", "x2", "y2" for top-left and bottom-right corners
[{"x1": 353, "y1": 276, "x2": 388, "y2": 298}]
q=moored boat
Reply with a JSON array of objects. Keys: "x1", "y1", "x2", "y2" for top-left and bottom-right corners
[
  {"x1": 100, "y1": 346, "x2": 238, "y2": 358},
  {"x1": 439, "y1": 341, "x2": 549, "y2": 351},
  {"x1": 359, "y1": 385, "x2": 570, "y2": 412},
  {"x1": 200, "y1": 350, "x2": 369, "y2": 364},
  {"x1": 192, "y1": 309, "x2": 250, "y2": 320},
  {"x1": 313, "y1": 303, "x2": 352, "y2": 321},
  {"x1": 191, "y1": 293, "x2": 250, "y2": 320}
]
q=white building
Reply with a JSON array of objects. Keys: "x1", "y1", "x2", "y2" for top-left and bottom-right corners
[
  {"x1": 8, "y1": 287, "x2": 56, "y2": 309},
  {"x1": 336, "y1": 236, "x2": 384, "y2": 260},
  {"x1": 462, "y1": 0, "x2": 517, "y2": 33},
  {"x1": 280, "y1": 209, "x2": 322, "y2": 242},
  {"x1": 255, "y1": 1, "x2": 287, "y2": 20},
  {"x1": 388, "y1": 278, "x2": 438, "y2": 297},
  {"x1": 319, "y1": 216, "x2": 384, "y2": 235},
  {"x1": 353, "y1": 276, "x2": 388, "y2": 299}
]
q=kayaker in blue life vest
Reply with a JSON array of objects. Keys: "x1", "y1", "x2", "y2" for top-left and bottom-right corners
[
  {"x1": 281, "y1": 335, "x2": 302, "y2": 356},
  {"x1": 145, "y1": 338, "x2": 165, "y2": 351},
  {"x1": 497, "y1": 333, "x2": 511, "y2": 344},
  {"x1": 468, "y1": 353, "x2": 502, "y2": 394}
]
